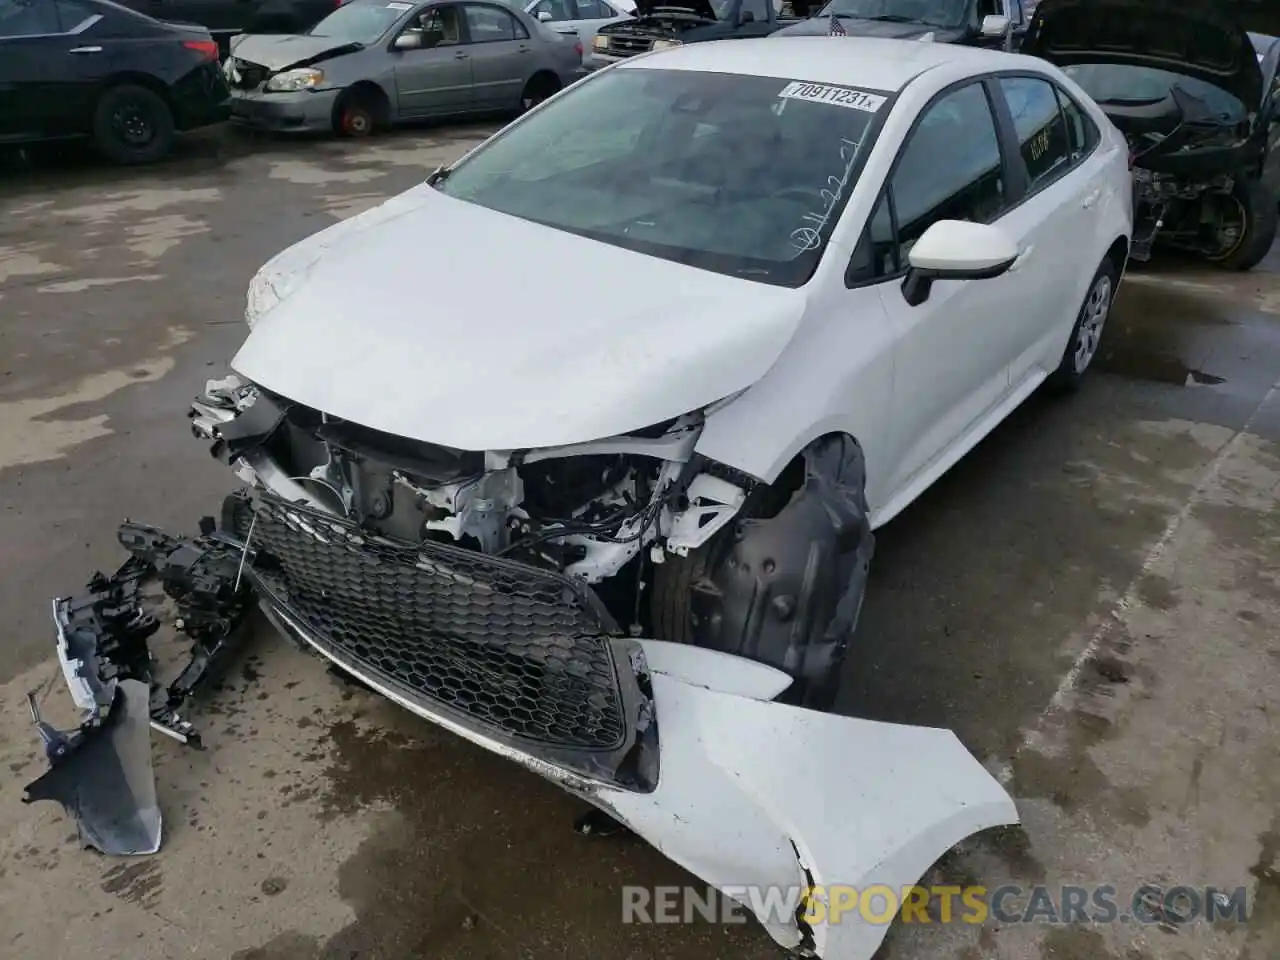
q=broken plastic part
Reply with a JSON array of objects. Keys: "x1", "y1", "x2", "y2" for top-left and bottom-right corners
[
  {"x1": 33, "y1": 508, "x2": 1018, "y2": 960},
  {"x1": 23, "y1": 679, "x2": 162, "y2": 856}
]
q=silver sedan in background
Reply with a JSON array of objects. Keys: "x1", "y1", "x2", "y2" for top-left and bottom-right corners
[{"x1": 226, "y1": 0, "x2": 584, "y2": 136}]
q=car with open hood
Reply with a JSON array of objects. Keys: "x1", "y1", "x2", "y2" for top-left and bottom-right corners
[
  {"x1": 584, "y1": 0, "x2": 797, "y2": 68},
  {"x1": 26, "y1": 37, "x2": 1139, "y2": 960},
  {"x1": 772, "y1": 0, "x2": 1028, "y2": 50},
  {"x1": 1022, "y1": 0, "x2": 1280, "y2": 268},
  {"x1": 224, "y1": 0, "x2": 583, "y2": 135}
]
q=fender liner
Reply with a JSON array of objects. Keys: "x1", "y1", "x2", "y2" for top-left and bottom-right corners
[{"x1": 688, "y1": 434, "x2": 873, "y2": 707}]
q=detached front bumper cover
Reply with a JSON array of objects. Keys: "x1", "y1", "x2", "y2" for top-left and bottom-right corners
[{"x1": 23, "y1": 508, "x2": 1019, "y2": 960}]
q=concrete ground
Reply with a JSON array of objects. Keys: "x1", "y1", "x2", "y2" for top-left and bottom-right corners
[{"x1": 0, "y1": 127, "x2": 1277, "y2": 960}]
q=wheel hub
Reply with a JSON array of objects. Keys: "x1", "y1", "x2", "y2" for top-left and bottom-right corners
[
  {"x1": 112, "y1": 105, "x2": 153, "y2": 147},
  {"x1": 1074, "y1": 274, "x2": 1112, "y2": 373}
]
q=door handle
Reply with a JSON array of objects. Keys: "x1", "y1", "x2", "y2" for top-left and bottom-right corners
[
  {"x1": 1081, "y1": 189, "x2": 1101, "y2": 209},
  {"x1": 69, "y1": 45, "x2": 103, "y2": 53},
  {"x1": 517, "y1": 44, "x2": 531, "y2": 52},
  {"x1": 454, "y1": 50, "x2": 468, "y2": 58}
]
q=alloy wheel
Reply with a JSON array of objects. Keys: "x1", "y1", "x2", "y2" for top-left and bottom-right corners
[{"x1": 1074, "y1": 274, "x2": 1112, "y2": 373}]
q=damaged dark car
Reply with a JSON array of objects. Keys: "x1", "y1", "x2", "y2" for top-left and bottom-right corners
[{"x1": 1023, "y1": 0, "x2": 1280, "y2": 268}]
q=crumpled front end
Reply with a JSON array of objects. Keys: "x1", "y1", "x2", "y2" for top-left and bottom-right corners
[{"x1": 23, "y1": 372, "x2": 1020, "y2": 960}]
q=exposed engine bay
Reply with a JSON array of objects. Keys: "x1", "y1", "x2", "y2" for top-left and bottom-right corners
[
  {"x1": 189, "y1": 375, "x2": 744, "y2": 590},
  {"x1": 1022, "y1": 0, "x2": 1280, "y2": 269}
]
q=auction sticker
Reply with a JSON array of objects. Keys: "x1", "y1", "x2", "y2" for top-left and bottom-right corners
[
  {"x1": 387, "y1": 2, "x2": 412, "y2": 9},
  {"x1": 777, "y1": 81, "x2": 886, "y2": 112}
]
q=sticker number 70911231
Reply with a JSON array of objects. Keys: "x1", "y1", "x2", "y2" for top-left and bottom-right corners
[{"x1": 776, "y1": 81, "x2": 887, "y2": 113}]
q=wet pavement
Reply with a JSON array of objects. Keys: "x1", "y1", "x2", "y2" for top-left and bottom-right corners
[{"x1": 1, "y1": 128, "x2": 1278, "y2": 960}]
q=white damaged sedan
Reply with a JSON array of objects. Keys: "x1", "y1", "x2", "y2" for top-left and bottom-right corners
[{"x1": 29, "y1": 36, "x2": 1132, "y2": 960}]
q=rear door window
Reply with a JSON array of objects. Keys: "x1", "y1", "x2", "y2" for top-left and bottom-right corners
[{"x1": 996, "y1": 75, "x2": 1073, "y2": 194}]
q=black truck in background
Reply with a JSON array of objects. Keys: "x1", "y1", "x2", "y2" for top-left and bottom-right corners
[
  {"x1": 772, "y1": 0, "x2": 1029, "y2": 47},
  {"x1": 115, "y1": 0, "x2": 341, "y2": 53},
  {"x1": 584, "y1": 0, "x2": 1026, "y2": 72}
]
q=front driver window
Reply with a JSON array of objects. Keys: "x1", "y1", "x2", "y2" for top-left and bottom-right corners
[
  {"x1": 0, "y1": 0, "x2": 62, "y2": 36},
  {"x1": 413, "y1": 6, "x2": 462, "y2": 45},
  {"x1": 863, "y1": 81, "x2": 1006, "y2": 280}
]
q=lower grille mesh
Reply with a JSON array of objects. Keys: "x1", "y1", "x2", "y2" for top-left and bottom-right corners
[{"x1": 240, "y1": 495, "x2": 626, "y2": 751}]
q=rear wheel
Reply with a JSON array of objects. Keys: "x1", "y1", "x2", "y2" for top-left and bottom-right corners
[
  {"x1": 1048, "y1": 257, "x2": 1117, "y2": 392},
  {"x1": 92, "y1": 85, "x2": 175, "y2": 165},
  {"x1": 1202, "y1": 177, "x2": 1277, "y2": 271},
  {"x1": 520, "y1": 72, "x2": 561, "y2": 113}
]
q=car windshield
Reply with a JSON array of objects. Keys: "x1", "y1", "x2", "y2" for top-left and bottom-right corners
[
  {"x1": 307, "y1": 0, "x2": 408, "y2": 43},
  {"x1": 435, "y1": 68, "x2": 889, "y2": 286},
  {"x1": 1063, "y1": 64, "x2": 1248, "y2": 122},
  {"x1": 816, "y1": 0, "x2": 966, "y2": 29}
]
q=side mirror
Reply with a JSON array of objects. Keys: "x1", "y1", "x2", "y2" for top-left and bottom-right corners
[
  {"x1": 537, "y1": 9, "x2": 552, "y2": 20},
  {"x1": 900, "y1": 220, "x2": 1018, "y2": 307},
  {"x1": 979, "y1": 13, "x2": 1009, "y2": 37},
  {"x1": 393, "y1": 31, "x2": 423, "y2": 49}
]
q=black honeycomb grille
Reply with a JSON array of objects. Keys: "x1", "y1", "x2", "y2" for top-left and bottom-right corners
[{"x1": 240, "y1": 495, "x2": 627, "y2": 751}]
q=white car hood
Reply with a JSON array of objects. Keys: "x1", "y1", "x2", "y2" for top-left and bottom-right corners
[{"x1": 232, "y1": 187, "x2": 806, "y2": 450}]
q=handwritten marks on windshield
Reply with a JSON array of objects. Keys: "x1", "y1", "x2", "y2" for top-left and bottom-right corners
[
  {"x1": 790, "y1": 136, "x2": 862, "y2": 253},
  {"x1": 775, "y1": 80, "x2": 885, "y2": 255}
]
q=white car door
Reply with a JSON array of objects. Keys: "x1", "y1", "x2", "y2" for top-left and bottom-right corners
[
  {"x1": 989, "y1": 73, "x2": 1105, "y2": 387},
  {"x1": 859, "y1": 80, "x2": 1035, "y2": 516}
]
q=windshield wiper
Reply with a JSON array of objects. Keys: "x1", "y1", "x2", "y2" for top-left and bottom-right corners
[
  {"x1": 427, "y1": 164, "x2": 451, "y2": 187},
  {"x1": 860, "y1": 14, "x2": 919, "y2": 22}
]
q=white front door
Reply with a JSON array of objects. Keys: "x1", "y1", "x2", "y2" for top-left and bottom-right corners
[{"x1": 862, "y1": 80, "x2": 1024, "y2": 506}]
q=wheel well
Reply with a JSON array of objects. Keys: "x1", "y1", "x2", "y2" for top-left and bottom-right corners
[
  {"x1": 525, "y1": 70, "x2": 561, "y2": 96},
  {"x1": 1105, "y1": 235, "x2": 1129, "y2": 275},
  {"x1": 748, "y1": 431, "x2": 864, "y2": 519},
  {"x1": 335, "y1": 82, "x2": 392, "y2": 127},
  {"x1": 100, "y1": 73, "x2": 174, "y2": 111}
]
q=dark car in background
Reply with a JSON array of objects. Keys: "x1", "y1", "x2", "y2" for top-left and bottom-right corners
[
  {"x1": 114, "y1": 0, "x2": 343, "y2": 53},
  {"x1": 772, "y1": 0, "x2": 1027, "y2": 47},
  {"x1": 0, "y1": 0, "x2": 230, "y2": 163},
  {"x1": 1023, "y1": 0, "x2": 1280, "y2": 269}
]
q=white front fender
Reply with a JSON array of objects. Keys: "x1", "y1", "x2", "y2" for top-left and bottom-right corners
[{"x1": 593, "y1": 640, "x2": 1020, "y2": 958}]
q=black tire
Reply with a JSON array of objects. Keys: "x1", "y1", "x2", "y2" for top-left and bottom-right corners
[
  {"x1": 1203, "y1": 177, "x2": 1278, "y2": 271},
  {"x1": 1048, "y1": 256, "x2": 1118, "y2": 393},
  {"x1": 332, "y1": 87, "x2": 384, "y2": 138},
  {"x1": 519, "y1": 72, "x2": 560, "y2": 114},
  {"x1": 91, "y1": 85, "x2": 175, "y2": 165}
]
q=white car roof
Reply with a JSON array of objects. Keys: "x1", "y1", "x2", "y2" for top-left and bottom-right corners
[{"x1": 621, "y1": 36, "x2": 1046, "y2": 93}]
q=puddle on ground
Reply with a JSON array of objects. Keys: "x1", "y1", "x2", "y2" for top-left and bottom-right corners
[{"x1": 1099, "y1": 281, "x2": 1230, "y2": 387}]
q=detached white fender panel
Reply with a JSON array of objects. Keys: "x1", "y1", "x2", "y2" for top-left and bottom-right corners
[{"x1": 598, "y1": 645, "x2": 1020, "y2": 958}]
